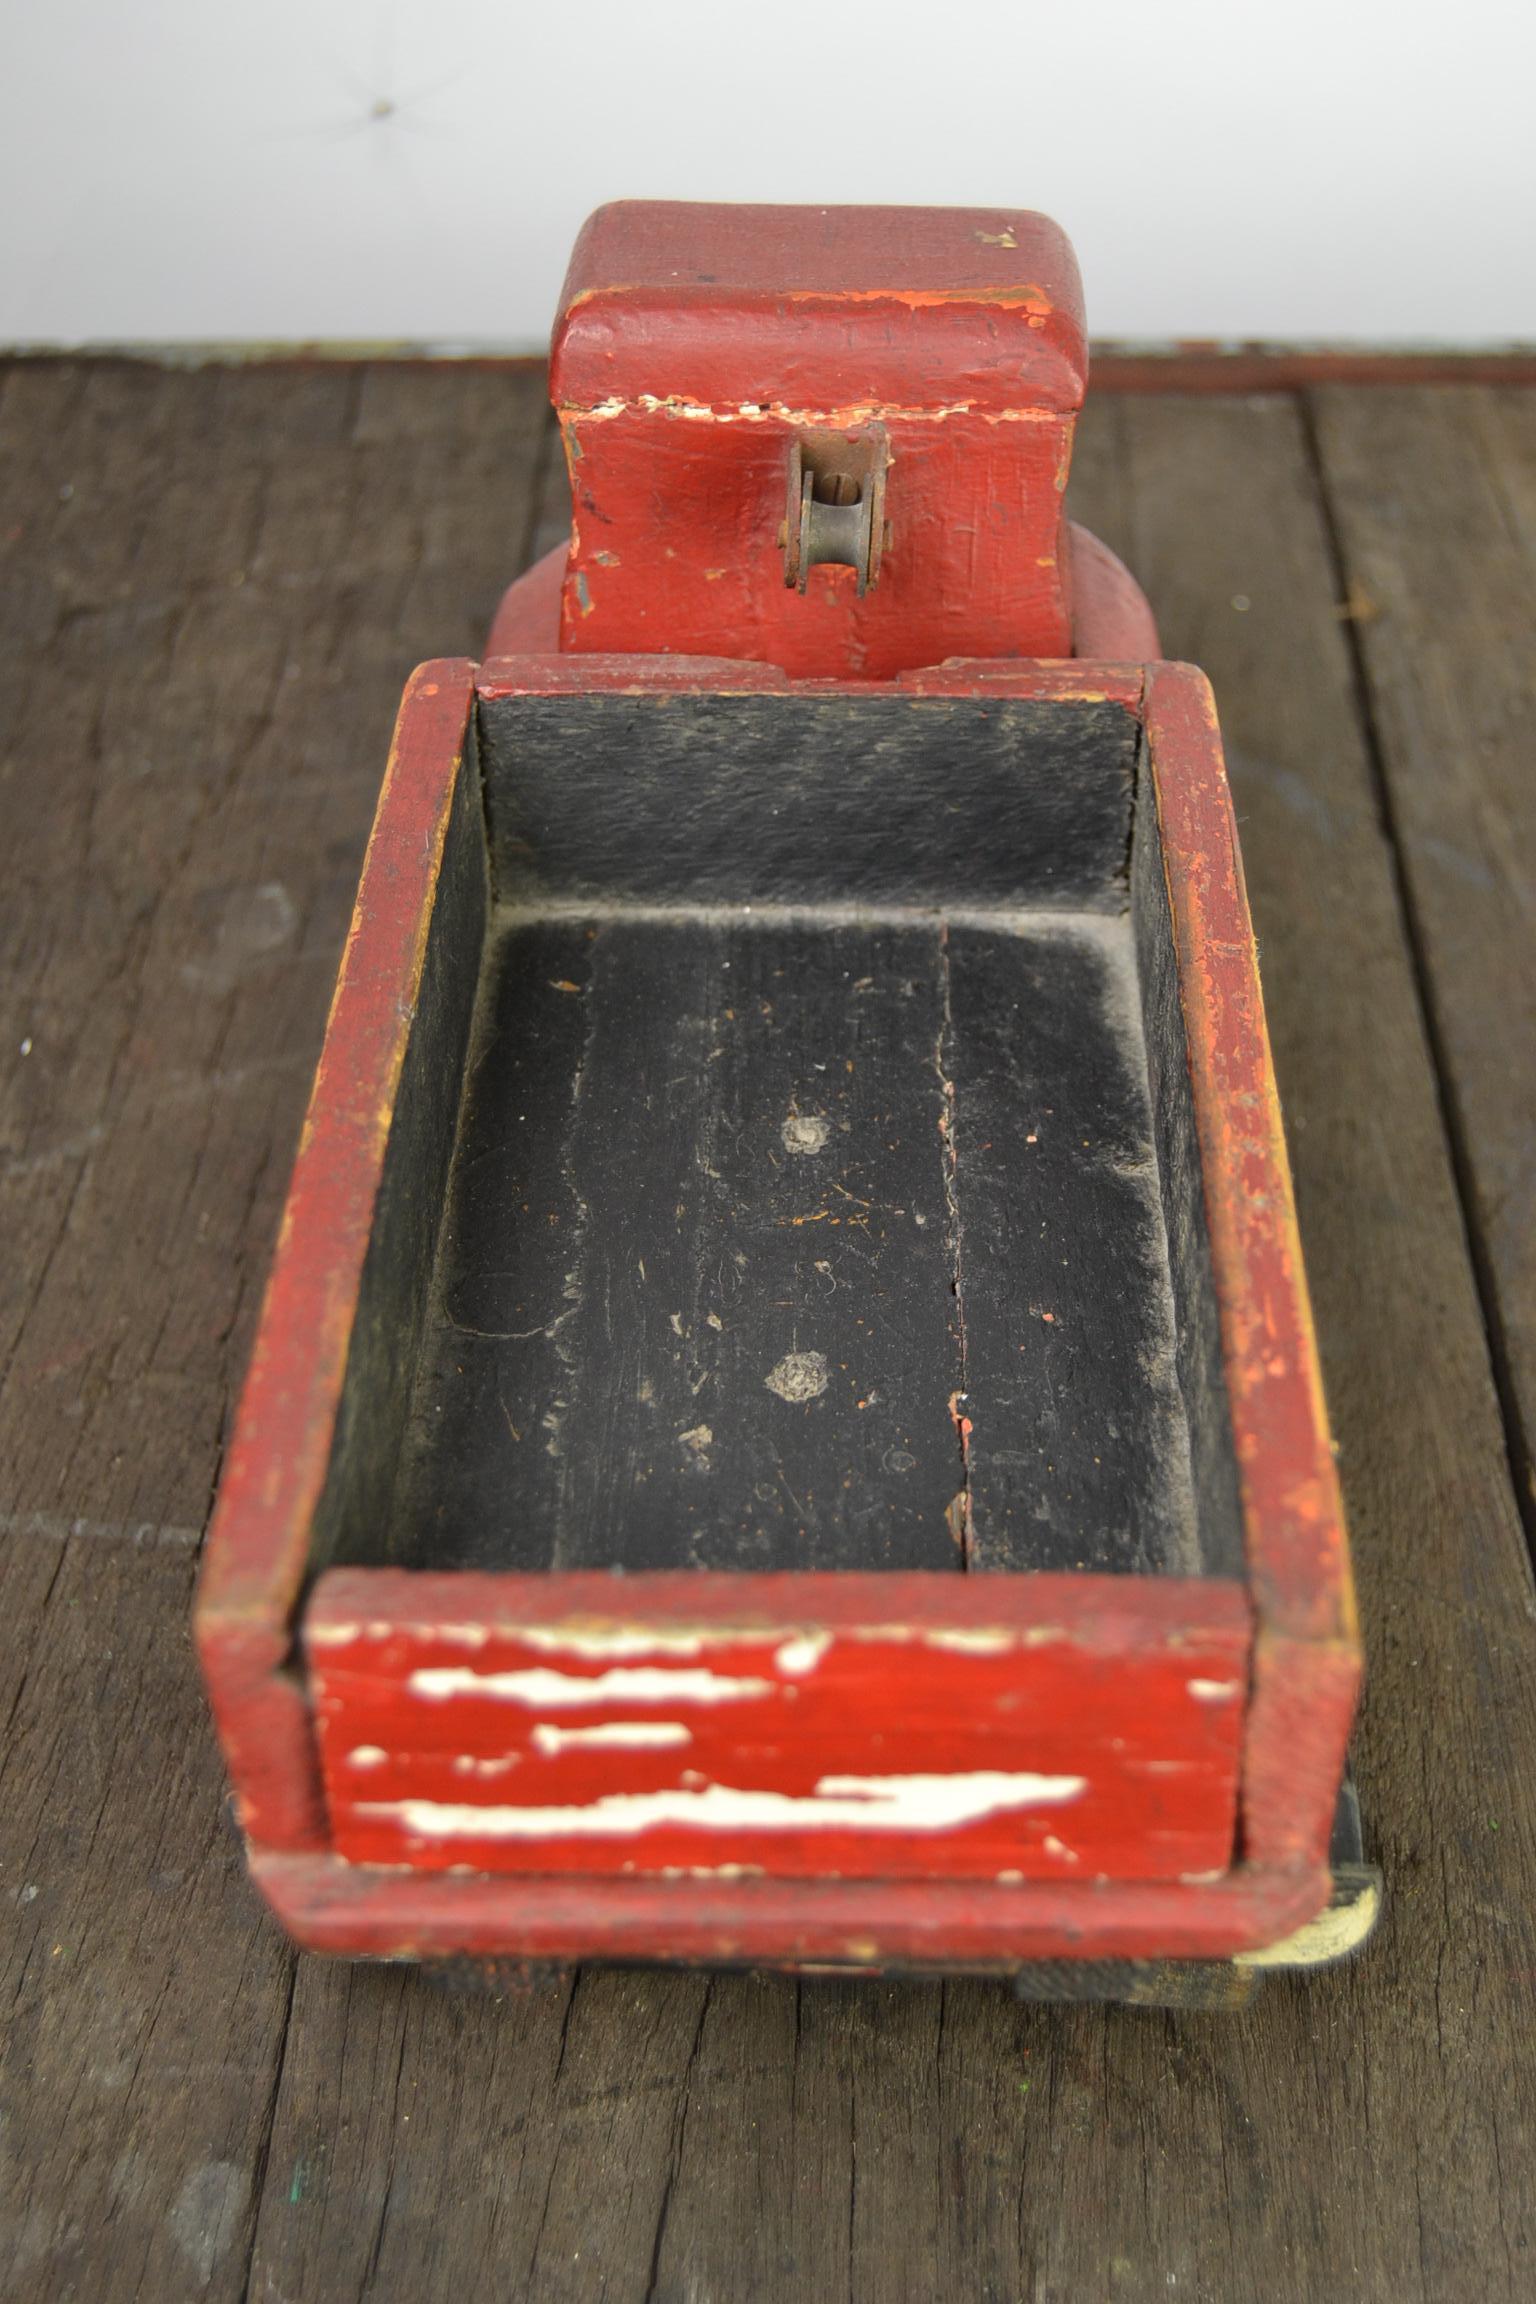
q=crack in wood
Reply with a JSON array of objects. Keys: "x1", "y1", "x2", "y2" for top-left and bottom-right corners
[{"x1": 934, "y1": 922, "x2": 975, "y2": 1567}]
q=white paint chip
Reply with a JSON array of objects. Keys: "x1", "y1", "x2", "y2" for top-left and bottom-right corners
[
  {"x1": 513, "y1": 1626, "x2": 712, "y2": 1658},
  {"x1": 408, "y1": 1665, "x2": 773, "y2": 1708},
  {"x1": 766, "y1": 1349, "x2": 829, "y2": 1402},
  {"x1": 361, "y1": 1768, "x2": 1086, "y2": 1843},
  {"x1": 1187, "y1": 1678, "x2": 1242, "y2": 1703},
  {"x1": 531, "y1": 1721, "x2": 693, "y2": 1756},
  {"x1": 346, "y1": 1745, "x2": 388, "y2": 1770},
  {"x1": 308, "y1": 1618, "x2": 489, "y2": 1649},
  {"x1": 774, "y1": 1631, "x2": 832, "y2": 1677}
]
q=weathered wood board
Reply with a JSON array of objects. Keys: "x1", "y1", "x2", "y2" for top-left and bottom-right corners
[
  {"x1": 0, "y1": 359, "x2": 548, "y2": 2300},
  {"x1": 1310, "y1": 385, "x2": 1536, "y2": 1542},
  {"x1": 383, "y1": 910, "x2": 1203, "y2": 1582}
]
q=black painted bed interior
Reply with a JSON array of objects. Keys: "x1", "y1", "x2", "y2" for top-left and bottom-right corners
[{"x1": 322, "y1": 692, "x2": 1245, "y2": 1584}]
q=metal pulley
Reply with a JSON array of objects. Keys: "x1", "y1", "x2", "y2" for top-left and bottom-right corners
[{"x1": 782, "y1": 425, "x2": 889, "y2": 596}]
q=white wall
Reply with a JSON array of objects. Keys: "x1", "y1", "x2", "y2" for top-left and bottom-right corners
[{"x1": 4, "y1": 0, "x2": 1533, "y2": 348}]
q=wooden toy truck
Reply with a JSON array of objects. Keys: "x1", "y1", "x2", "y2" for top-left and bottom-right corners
[{"x1": 197, "y1": 205, "x2": 1375, "y2": 2001}]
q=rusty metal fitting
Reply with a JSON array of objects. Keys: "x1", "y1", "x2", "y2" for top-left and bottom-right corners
[{"x1": 783, "y1": 425, "x2": 889, "y2": 596}]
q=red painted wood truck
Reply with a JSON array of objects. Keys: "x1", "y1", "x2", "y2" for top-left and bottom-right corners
[{"x1": 197, "y1": 204, "x2": 1376, "y2": 2004}]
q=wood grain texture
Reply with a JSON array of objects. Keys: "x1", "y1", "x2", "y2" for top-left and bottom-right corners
[
  {"x1": 2, "y1": 360, "x2": 1534, "y2": 2302},
  {"x1": 249, "y1": 1841, "x2": 1323, "y2": 1971},
  {"x1": 945, "y1": 917, "x2": 1202, "y2": 1574},
  {"x1": 380, "y1": 909, "x2": 1212, "y2": 1581},
  {"x1": 1068, "y1": 391, "x2": 1536, "y2": 2301},
  {"x1": 388, "y1": 912, "x2": 967, "y2": 1575},
  {"x1": 1089, "y1": 348, "x2": 1536, "y2": 393},
  {"x1": 475, "y1": 690, "x2": 1138, "y2": 909},
  {"x1": 1131, "y1": 766, "x2": 1245, "y2": 1586},
  {"x1": 194, "y1": 661, "x2": 480, "y2": 1853},
  {"x1": 1309, "y1": 385, "x2": 1536, "y2": 1542},
  {"x1": 1140, "y1": 663, "x2": 1358, "y2": 1871},
  {"x1": 305, "y1": 1569, "x2": 1248, "y2": 1886},
  {"x1": 0, "y1": 359, "x2": 547, "y2": 2300}
]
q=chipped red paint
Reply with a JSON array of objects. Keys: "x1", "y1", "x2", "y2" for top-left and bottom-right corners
[
  {"x1": 193, "y1": 649, "x2": 1359, "y2": 1961},
  {"x1": 194, "y1": 661, "x2": 478, "y2": 1852},
  {"x1": 476, "y1": 653, "x2": 1146, "y2": 709},
  {"x1": 1143, "y1": 663, "x2": 1360, "y2": 1868},
  {"x1": 195, "y1": 206, "x2": 1358, "y2": 1968},
  {"x1": 306, "y1": 1570, "x2": 1249, "y2": 1884},
  {"x1": 251, "y1": 1848, "x2": 1329, "y2": 1969},
  {"x1": 555, "y1": 410, "x2": 1075, "y2": 678},
  {"x1": 483, "y1": 522, "x2": 1158, "y2": 670},
  {"x1": 550, "y1": 203, "x2": 1085, "y2": 676},
  {"x1": 554, "y1": 203, "x2": 1087, "y2": 415}
]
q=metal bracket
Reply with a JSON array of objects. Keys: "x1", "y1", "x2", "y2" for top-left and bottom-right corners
[{"x1": 782, "y1": 426, "x2": 890, "y2": 596}]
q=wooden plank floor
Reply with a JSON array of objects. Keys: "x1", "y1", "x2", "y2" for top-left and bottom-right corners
[{"x1": 1, "y1": 360, "x2": 1533, "y2": 2302}]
